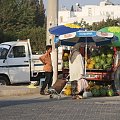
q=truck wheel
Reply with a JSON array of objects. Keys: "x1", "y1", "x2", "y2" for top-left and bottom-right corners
[
  {"x1": 31, "y1": 81, "x2": 40, "y2": 86},
  {"x1": 0, "y1": 76, "x2": 10, "y2": 85}
]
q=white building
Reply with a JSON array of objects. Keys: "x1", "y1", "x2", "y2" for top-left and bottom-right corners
[{"x1": 58, "y1": 0, "x2": 120, "y2": 25}]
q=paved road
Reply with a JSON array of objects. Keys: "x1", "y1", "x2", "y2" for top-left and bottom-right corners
[
  {"x1": 0, "y1": 94, "x2": 120, "y2": 120},
  {"x1": 0, "y1": 85, "x2": 39, "y2": 97}
]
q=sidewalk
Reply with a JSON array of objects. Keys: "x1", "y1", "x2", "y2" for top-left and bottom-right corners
[
  {"x1": 0, "y1": 85, "x2": 40, "y2": 97},
  {"x1": 0, "y1": 84, "x2": 120, "y2": 98}
]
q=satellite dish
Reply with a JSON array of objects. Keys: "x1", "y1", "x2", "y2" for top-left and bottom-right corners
[{"x1": 76, "y1": 3, "x2": 79, "y2": 6}]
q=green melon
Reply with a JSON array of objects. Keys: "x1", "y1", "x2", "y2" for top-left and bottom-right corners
[
  {"x1": 91, "y1": 88, "x2": 100, "y2": 97},
  {"x1": 107, "y1": 89, "x2": 114, "y2": 96},
  {"x1": 99, "y1": 87, "x2": 107, "y2": 96}
]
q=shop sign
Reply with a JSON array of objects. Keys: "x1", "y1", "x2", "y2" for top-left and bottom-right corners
[
  {"x1": 59, "y1": 32, "x2": 76, "y2": 40},
  {"x1": 97, "y1": 32, "x2": 113, "y2": 37},
  {"x1": 76, "y1": 31, "x2": 96, "y2": 37}
]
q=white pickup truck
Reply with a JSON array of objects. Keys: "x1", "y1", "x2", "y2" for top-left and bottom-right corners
[{"x1": 0, "y1": 39, "x2": 63, "y2": 85}]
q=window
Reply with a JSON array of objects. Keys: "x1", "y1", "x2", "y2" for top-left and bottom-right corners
[
  {"x1": 106, "y1": 12, "x2": 109, "y2": 16},
  {"x1": 8, "y1": 46, "x2": 26, "y2": 58},
  {"x1": 111, "y1": 12, "x2": 114, "y2": 15},
  {"x1": 0, "y1": 45, "x2": 10, "y2": 59},
  {"x1": 88, "y1": 8, "x2": 92, "y2": 16},
  {"x1": 0, "y1": 48, "x2": 9, "y2": 59}
]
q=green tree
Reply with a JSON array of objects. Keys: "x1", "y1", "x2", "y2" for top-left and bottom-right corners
[
  {"x1": 16, "y1": 0, "x2": 36, "y2": 30},
  {"x1": 0, "y1": 0, "x2": 19, "y2": 31},
  {"x1": 39, "y1": 0, "x2": 45, "y2": 27},
  {"x1": 74, "y1": 19, "x2": 92, "y2": 30},
  {"x1": 0, "y1": 0, "x2": 46, "y2": 51},
  {"x1": 0, "y1": 0, "x2": 40, "y2": 32},
  {"x1": 17, "y1": 27, "x2": 46, "y2": 52},
  {"x1": 117, "y1": 18, "x2": 120, "y2": 26},
  {"x1": 91, "y1": 17, "x2": 120, "y2": 30},
  {"x1": 0, "y1": 0, "x2": 19, "y2": 42}
]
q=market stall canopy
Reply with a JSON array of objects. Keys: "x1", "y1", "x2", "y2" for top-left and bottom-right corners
[
  {"x1": 49, "y1": 24, "x2": 118, "y2": 46},
  {"x1": 53, "y1": 31, "x2": 118, "y2": 46},
  {"x1": 99, "y1": 26, "x2": 120, "y2": 46},
  {"x1": 49, "y1": 24, "x2": 118, "y2": 77},
  {"x1": 49, "y1": 23, "x2": 85, "y2": 36}
]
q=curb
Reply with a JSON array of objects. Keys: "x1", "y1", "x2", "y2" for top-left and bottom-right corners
[{"x1": 0, "y1": 86, "x2": 39, "y2": 97}]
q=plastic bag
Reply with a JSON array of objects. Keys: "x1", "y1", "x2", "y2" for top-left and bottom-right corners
[
  {"x1": 77, "y1": 78, "x2": 89, "y2": 93},
  {"x1": 83, "y1": 91, "x2": 93, "y2": 98}
]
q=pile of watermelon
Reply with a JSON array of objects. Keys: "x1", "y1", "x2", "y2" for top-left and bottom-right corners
[
  {"x1": 87, "y1": 46, "x2": 114, "y2": 70},
  {"x1": 87, "y1": 81, "x2": 114, "y2": 97}
]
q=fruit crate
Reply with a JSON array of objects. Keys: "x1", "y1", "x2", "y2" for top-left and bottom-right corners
[{"x1": 86, "y1": 69, "x2": 113, "y2": 81}]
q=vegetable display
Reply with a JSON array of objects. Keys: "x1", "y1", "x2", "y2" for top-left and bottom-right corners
[
  {"x1": 86, "y1": 81, "x2": 115, "y2": 97},
  {"x1": 62, "y1": 52, "x2": 69, "y2": 69},
  {"x1": 87, "y1": 46, "x2": 114, "y2": 70}
]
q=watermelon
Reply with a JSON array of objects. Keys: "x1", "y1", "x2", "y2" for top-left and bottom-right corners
[
  {"x1": 107, "y1": 89, "x2": 114, "y2": 96},
  {"x1": 101, "y1": 53, "x2": 106, "y2": 58},
  {"x1": 95, "y1": 63, "x2": 102, "y2": 69},
  {"x1": 94, "y1": 56, "x2": 100, "y2": 63},
  {"x1": 107, "y1": 54, "x2": 113, "y2": 58},
  {"x1": 103, "y1": 63, "x2": 111, "y2": 70},
  {"x1": 91, "y1": 88, "x2": 100, "y2": 97},
  {"x1": 100, "y1": 59, "x2": 106, "y2": 65},
  {"x1": 106, "y1": 57, "x2": 113, "y2": 64},
  {"x1": 99, "y1": 87, "x2": 107, "y2": 96},
  {"x1": 63, "y1": 61, "x2": 69, "y2": 68}
]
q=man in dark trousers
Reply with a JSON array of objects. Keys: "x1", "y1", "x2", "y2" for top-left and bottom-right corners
[{"x1": 39, "y1": 45, "x2": 53, "y2": 95}]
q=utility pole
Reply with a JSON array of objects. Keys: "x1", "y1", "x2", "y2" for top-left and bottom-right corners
[{"x1": 46, "y1": 0, "x2": 58, "y2": 84}]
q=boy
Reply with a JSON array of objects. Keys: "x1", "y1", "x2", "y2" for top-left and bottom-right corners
[{"x1": 39, "y1": 45, "x2": 53, "y2": 95}]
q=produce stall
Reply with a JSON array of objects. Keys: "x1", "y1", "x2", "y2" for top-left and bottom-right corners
[
  {"x1": 61, "y1": 45, "x2": 115, "y2": 81},
  {"x1": 61, "y1": 46, "x2": 116, "y2": 97},
  {"x1": 86, "y1": 46, "x2": 115, "y2": 81},
  {"x1": 49, "y1": 24, "x2": 119, "y2": 96}
]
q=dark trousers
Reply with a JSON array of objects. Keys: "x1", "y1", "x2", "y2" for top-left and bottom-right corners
[
  {"x1": 71, "y1": 80, "x2": 84, "y2": 96},
  {"x1": 71, "y1": 80, "x2": 78, "y2": 96},
  {"x1": 40, "y1": 72, "x2": 53, "y2": 92}
]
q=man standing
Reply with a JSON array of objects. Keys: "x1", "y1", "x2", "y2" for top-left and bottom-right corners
[
  {"x1": 39, "y1": 45, "x2": 53, "y2": 95},
  {"x1": 69, "y1": 43, "x2": 86, "y2": 99}
]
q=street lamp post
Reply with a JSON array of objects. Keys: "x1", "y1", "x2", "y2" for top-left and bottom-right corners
[{"x1": 46, "y1": 0, "x2": 58, "y2": 84}]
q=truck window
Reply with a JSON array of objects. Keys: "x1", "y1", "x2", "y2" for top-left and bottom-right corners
[
  {"x1": 0, "y1": 48, "x2": 9, "y2": 59},
  {"x1": 8, "y1": 46, "x2": 26, "y2": 58}
]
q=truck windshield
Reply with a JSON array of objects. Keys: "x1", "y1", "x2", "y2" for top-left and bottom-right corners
[{"x1": 0, "y1": 45, "x2": 10, "y2": 59}]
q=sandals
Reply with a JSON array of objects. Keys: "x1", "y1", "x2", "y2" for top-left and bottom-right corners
[
  {"x1": 76, "y1": 95, "x2": 83, "y2": 99},
  {"x1": 72, "y1": 95, "x2": 83, "y2": 99},
  {"x1": 72, "y1": 96, "x2": 77, "y2": 99}
]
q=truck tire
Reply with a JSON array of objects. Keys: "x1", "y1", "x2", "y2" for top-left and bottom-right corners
[
  {"x1": 0, "y1": 76, "x2": 10, "y2": 85},
  {"x1": 32, "y1": 81, "x2": 40, "y2": 86}
]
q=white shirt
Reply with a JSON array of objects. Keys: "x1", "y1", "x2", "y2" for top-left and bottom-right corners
[{"x1": 69, "y1": 54, "x2": 84, "y2": 81}]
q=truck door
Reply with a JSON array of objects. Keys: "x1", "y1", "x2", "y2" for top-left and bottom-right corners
[{"x1": 7, "y1": 43, "x2": 30, "y2": 83}]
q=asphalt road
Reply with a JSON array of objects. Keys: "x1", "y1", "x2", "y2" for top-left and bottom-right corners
[{"x1": 0, "y1": 94, "x2": 120, "y2": 120}]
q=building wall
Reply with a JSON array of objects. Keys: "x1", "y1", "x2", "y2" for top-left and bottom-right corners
[{"x1": 58, "y1": 1, "x2": 120, "y2": 25}]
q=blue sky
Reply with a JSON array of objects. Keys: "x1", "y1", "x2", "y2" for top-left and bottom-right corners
[{"x1": 43, "y1": 0, "x2": 120, "y2": 9}]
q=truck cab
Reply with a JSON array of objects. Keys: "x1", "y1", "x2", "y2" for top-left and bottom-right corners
[
  {"x1": 0, "y1": 40, "x2": 33, "y2": 85},
  {"x1": 0, "y1": 39, "x2": 63, "y2": 85}
]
